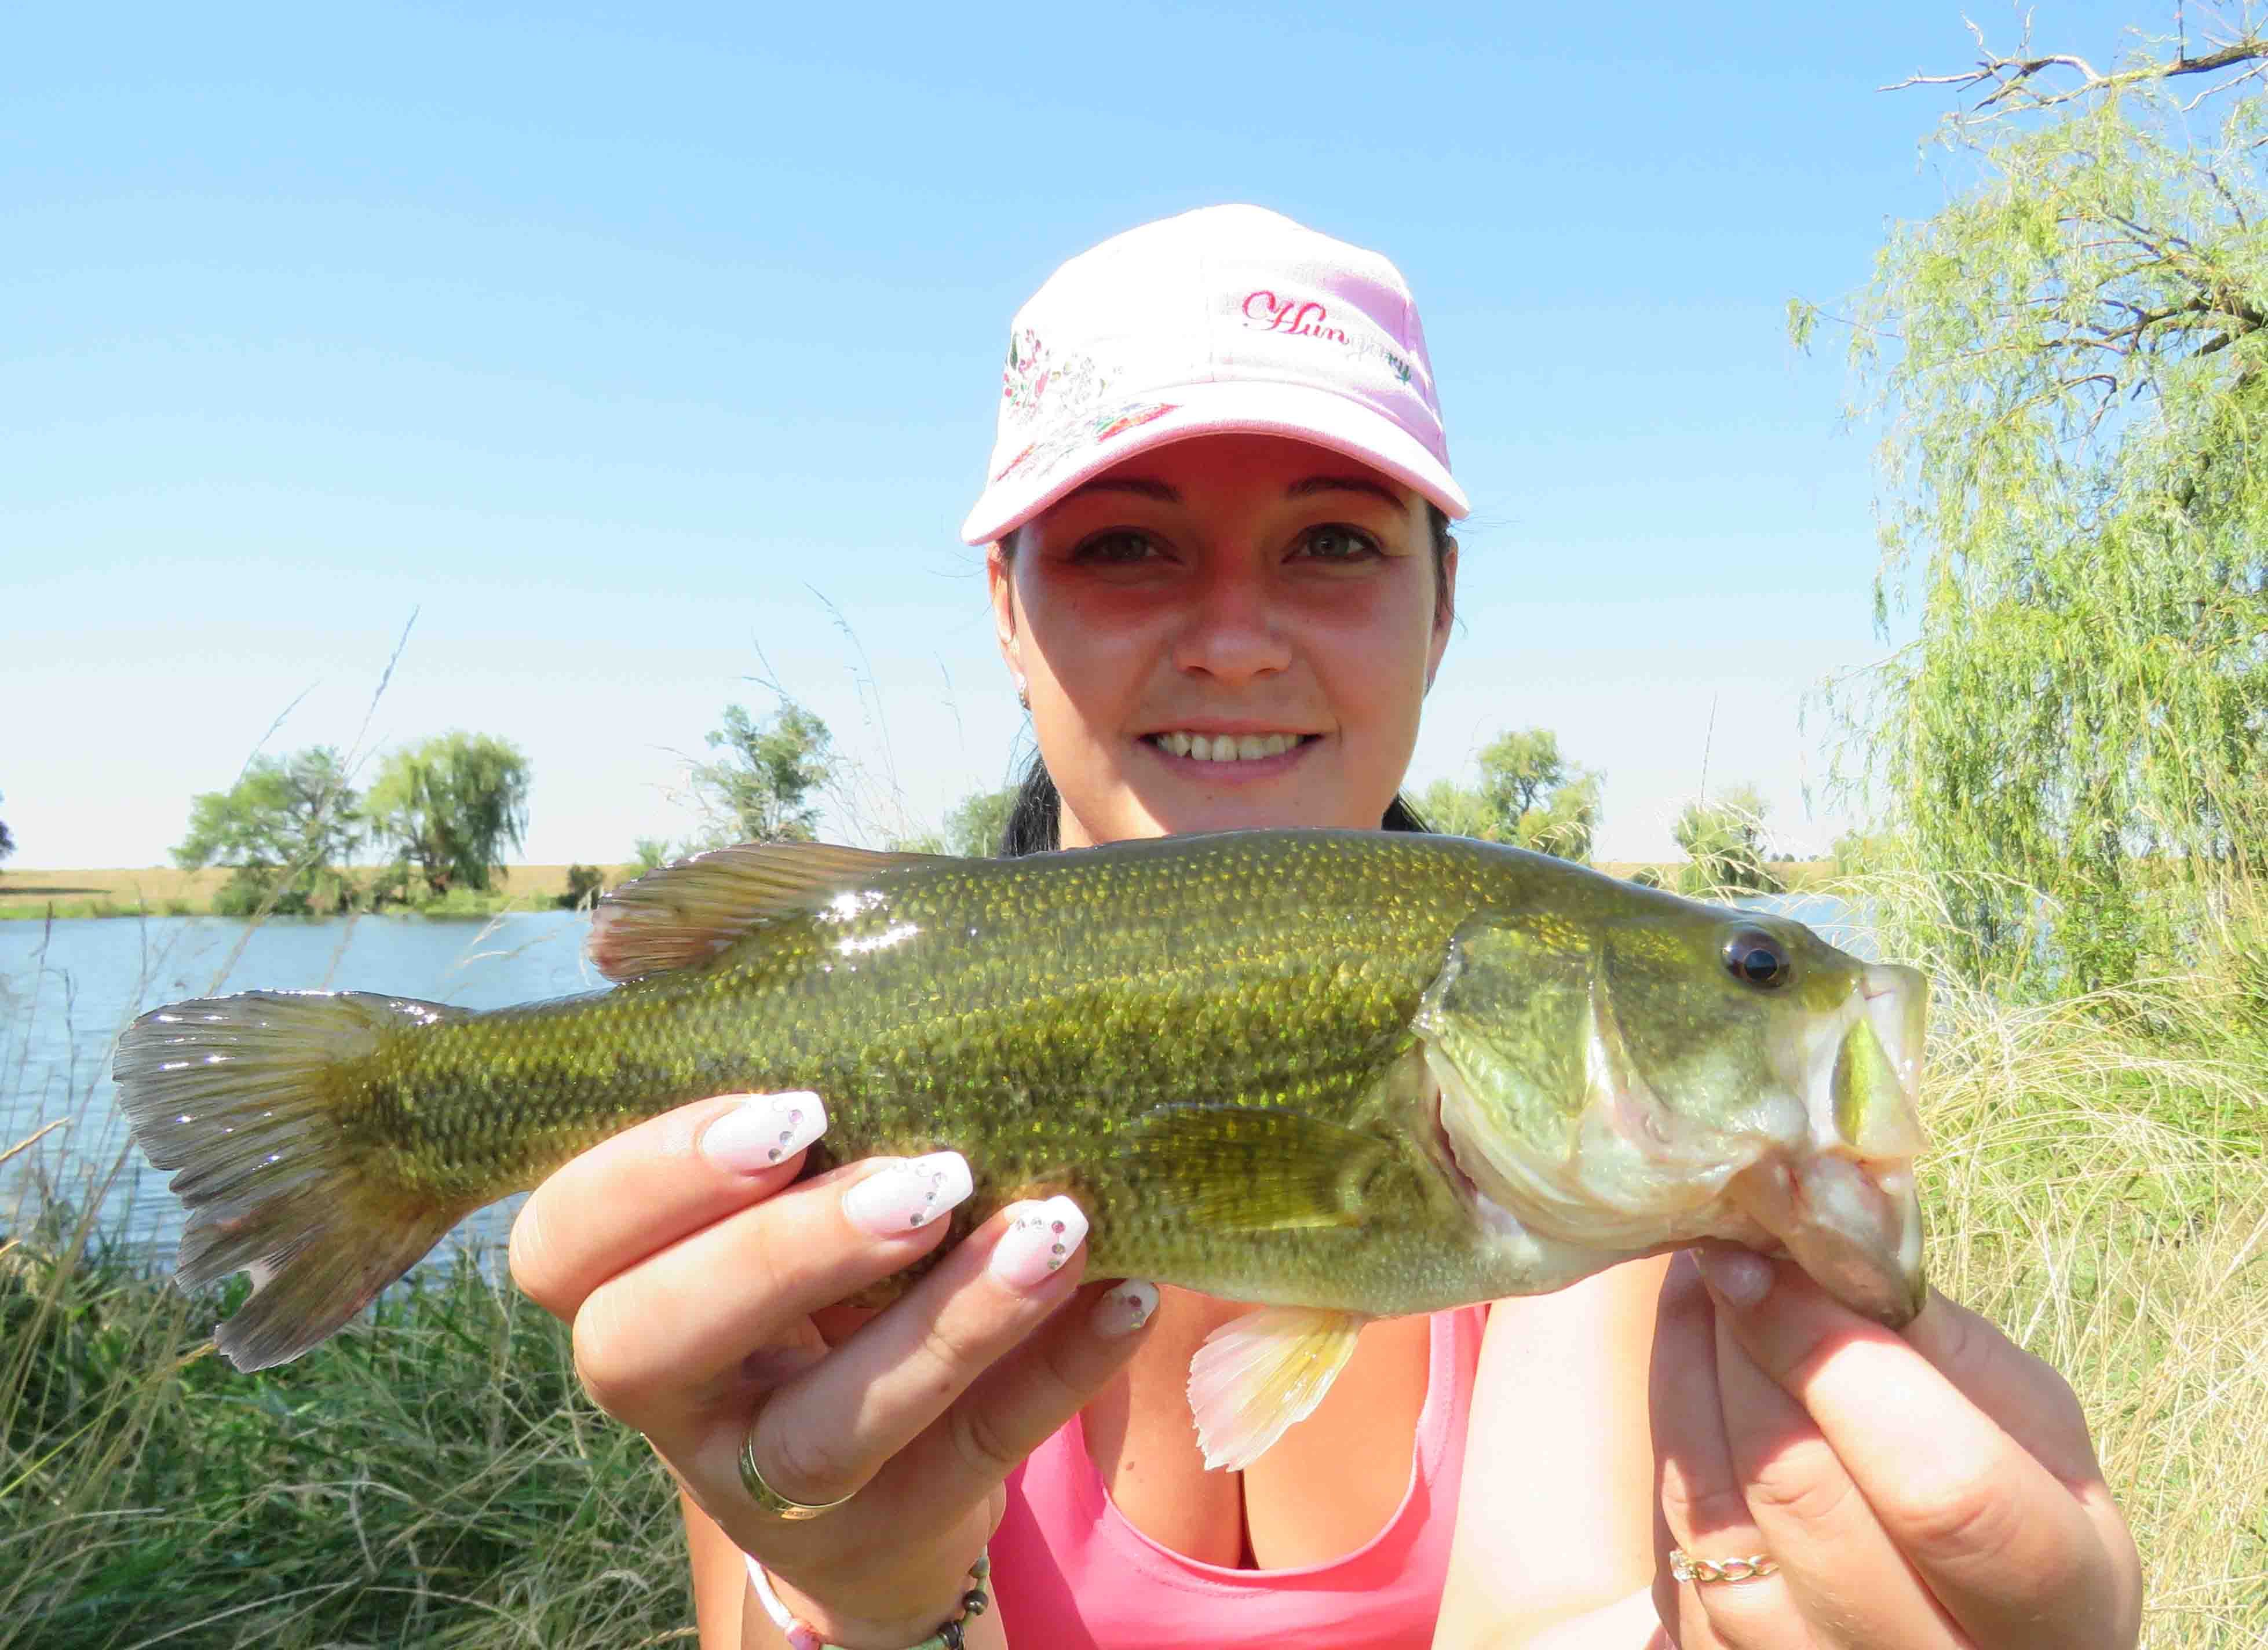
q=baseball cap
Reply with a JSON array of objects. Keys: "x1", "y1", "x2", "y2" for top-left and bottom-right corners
[{"x1": 961, "y1": 205, "x2": 1469, "y2": 546}]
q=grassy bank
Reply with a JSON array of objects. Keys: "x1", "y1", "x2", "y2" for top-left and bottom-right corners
[
  {"x1": 0, "y1": 865, "x2": 639, "y2": 922},
  {"x1": 1, "y1": 859, "x2": 1833, "y2": 921},
  {"x1": 3, "y1": 893, "x2": 2264, "y2": 1645}
]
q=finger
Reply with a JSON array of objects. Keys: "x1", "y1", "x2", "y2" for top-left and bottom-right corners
[
  {"x1": 729, "y1": 1194, "x2": 1101, "y2": 1513},
  {"x1": 1701, "y1": 1253, "x2": 2121, "y2": 1649},
  {"x1": 571, "y1": 1151, "x2": 972, "y2": 1423},
  {"x1": 886, "y1": 1272, "x2": 1161, "y2": 1507},
  {"x1": 1649, "y1": 1254, "x2": 1813, "y2": 1650},
  {"x1": 1710, "y1": 1294, "x2": 1965, "y2": 1649},
  {"x1": 1900, "y1": 1291, "x2": 2099, "y2": 1483},
  {"x1": 510, "y1": 1090, "x2": 827, "y2": 1317}
]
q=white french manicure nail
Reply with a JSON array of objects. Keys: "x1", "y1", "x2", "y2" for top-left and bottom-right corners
[
  {"x1": 989, "y1": 1196, "x2": 1089, "y2": 1291},
  {"x1": 701, "y1": 1092, "x2": 826, "y2": 1173},
  {"x1": 842, "y1": 1151, "x2": 974, "y2": 1237},
  {"x1": 1090, "y1": 1280, "x2": 1159, "y2": 1338}
]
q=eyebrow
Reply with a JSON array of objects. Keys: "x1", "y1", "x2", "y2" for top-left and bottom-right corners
[
  {"x1": 1060, "y1": 474, "x2": 1406, "y2": 509},
  {"x1": 1284, "y1": 474, "x2": 1408, "y2": 510}
]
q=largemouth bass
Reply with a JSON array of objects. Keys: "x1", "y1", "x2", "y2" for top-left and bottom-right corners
[{"x1": 114, "y1": 830, "x2": 1929, "y2": 1469}]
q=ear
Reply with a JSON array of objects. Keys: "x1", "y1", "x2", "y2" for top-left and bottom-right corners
[
  {"x1": 1425, "y1": 536, "x2": 1459, "y2": 692},
  {"x1": 986, "y1": 544, "x2": 1027, "y2": 695}
]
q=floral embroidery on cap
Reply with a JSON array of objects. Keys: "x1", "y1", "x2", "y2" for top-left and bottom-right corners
[
  {"x1": 992, "y1": 398, "x2": 1178, "y2": 484},
  {"x1": 1002, "y1": 328, "x2": 1108, "y2": 427}
]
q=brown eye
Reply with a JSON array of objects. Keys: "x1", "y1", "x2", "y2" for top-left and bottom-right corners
[{"x1": 1723, "y1": 930, "x2": 1791, "y2": 990}]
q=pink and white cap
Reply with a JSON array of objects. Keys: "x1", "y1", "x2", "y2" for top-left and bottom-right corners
[{"x1": 961, "y1": 205, "x2": 1469, "y2": 546}]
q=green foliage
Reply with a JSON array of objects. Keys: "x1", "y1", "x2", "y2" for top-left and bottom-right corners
[
  {"x1": 1806, "y1": 31, "x2": 2268, "y2": 990},
  {"x1": 943, "y1": 783, "x2": 1017, "y2": 857},
  {"x1": 1418, "y1": 728, "x2": 1601, "y2": 860},
  {"x1": 0, "y1": 789, "x2": 14, "y2": 865},
  {"x1": 559, "y1": 862, "x2": 607, "y2": 908},
  {"x1": 1673, "y1": 784, "x2": 1783, "y2": 896},
  {"x1": 688, "y1": 701, "x2": 835, "y2": 846},
  {"x1": 631, "y1": 835, "x2": 675, "y2": 874},
  {"x1": 169, "y1": 748, "x2": 363, "y2": 915},
  {"x1": 367, "y1": 732, "x2": 532, "y2": 898},
  {"x1": 1, "y1": 1225, "x2": 691, "y2": 1648}
]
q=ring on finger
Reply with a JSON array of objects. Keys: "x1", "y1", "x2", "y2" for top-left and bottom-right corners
[
  {"x1": 740, "y1": 1415, "x2": 856, "y2": 1521},
  {"x1": 1670, "y1": 1547, "x2": 1780, "y2": 1585}
]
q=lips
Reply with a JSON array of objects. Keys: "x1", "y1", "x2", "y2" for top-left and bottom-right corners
[{"x1": 1146, "y1": 732, "x2": 1317, "y2": 762}]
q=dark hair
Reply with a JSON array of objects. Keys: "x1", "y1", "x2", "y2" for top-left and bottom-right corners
[{"x1": 994, "y1": 503, "x2": 1454, "y2": 857}]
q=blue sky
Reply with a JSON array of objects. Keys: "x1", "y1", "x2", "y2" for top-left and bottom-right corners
[{"x1": 2, "y1": 2, "x2": 2157, "y2": 867}]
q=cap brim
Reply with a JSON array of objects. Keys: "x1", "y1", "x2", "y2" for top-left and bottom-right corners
[{"x1": 960, "y1": 381, "x2": 1470, "y2": 546}]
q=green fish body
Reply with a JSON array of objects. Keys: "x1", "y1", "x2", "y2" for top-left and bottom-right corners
[{"x1": 116, "y1": 830, "x2": 1929, "y2": 1468}]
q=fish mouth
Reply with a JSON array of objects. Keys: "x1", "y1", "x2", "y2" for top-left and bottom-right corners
[
  {"x1": 1734, "y1": 960, "x2": 1931, "y2": 1327},
  {"x1": 1723, "y1": 1154, "x2": 1926, "y2": 1327}
]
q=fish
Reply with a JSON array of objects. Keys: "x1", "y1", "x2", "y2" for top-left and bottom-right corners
[{"x1": 112, "y1": 829, "x2": 1930, "y2": 1470}]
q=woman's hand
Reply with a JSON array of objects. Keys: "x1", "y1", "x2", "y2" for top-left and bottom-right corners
[
  {"x1": 1650, "y1": 1249, "x2": 2141, "y2": 1649},
  {"x1": 507, "y1": 1092, "x2": 1156, "y2": 1646}
]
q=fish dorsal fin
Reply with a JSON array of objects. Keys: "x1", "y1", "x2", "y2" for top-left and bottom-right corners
[
  {"x1": 587, "y1": 843, "x2": 954, "y2": 981},
  {"x1": 1186, "y1": 1306, "x2": 1371, "y2": 1470},
  {"x1": 1120, "y1": 1104, "x2": 1398, "y2": 1231}
]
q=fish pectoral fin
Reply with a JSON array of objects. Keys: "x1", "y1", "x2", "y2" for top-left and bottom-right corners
[
  {"x1": 1186, "y1": 1306, "x2": 1371, "y2": 1471},
  {"x1": 1121, "y1": 1104, "x2": 1396, "y2": 1231},
  {"x1": 589, "y1": 842, "x2": 954, "y2": 981}
]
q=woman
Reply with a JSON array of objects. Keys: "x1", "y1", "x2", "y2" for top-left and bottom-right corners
[{"x1": 506, "y1": 207, "x2": 2141, "y2": 1649}]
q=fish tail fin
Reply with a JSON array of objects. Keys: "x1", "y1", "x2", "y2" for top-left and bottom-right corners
[{"x1": 113, "y1": 990, "x2": 476, "y2": 1371}]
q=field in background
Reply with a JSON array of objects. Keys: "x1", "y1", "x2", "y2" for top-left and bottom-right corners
[
  {"x1": 0, "y1": 864, "x2": 640, "y2": 920},
  {"x1": 2, "y1": 857, "x2": 1835, "y2": 920}
]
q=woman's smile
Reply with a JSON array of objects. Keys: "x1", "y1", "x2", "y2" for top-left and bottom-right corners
[{"x1": 1139, "y1": 728, "x2": 1321, "y2": 778}]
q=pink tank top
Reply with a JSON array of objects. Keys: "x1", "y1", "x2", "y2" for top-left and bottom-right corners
[{"x1": 992, "y1": 1305, "x2": 1487, "y2": 1648}]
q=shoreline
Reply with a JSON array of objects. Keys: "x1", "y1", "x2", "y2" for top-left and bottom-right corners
[
  {"x1": 0, "y1": 856, "x2": 1837, "y2": 920},
  {"x1": 0, "y1": 863, "x2": 638, "y2": 921}
]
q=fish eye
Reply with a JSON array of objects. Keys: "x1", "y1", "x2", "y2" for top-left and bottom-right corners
[{"x1": 1723, "y1": 930, "x2": 1792, "y2": 990}]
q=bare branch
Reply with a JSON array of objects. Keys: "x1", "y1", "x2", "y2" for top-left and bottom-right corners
[{"x1": 1883, "y1": 24, "x2": 2268, "y2": 117}]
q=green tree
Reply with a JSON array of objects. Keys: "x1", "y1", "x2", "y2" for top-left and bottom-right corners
[
  {"x1": 0, "y1": 790, "x2": 14, "y2": 867},
  {"x1": 172, "y1": 748, "x2": 363, "y2": 915},
  {"x1": 1796, "y1": 19, "x2": 2268, "y2": 988},
  {"x1": 942, "y1": 784, "x2": 1017, "y2": 857},
  {"x1": 688, "y1": 702, "x2": 835, "y2": 846},
  {"x1": 1673, "y1": 784, "x2": 1783, "y2": 897},
  {"x1": 1419, "y1": 728, "x2": 1601, "y2": 861},
  {"x1": 367, "y1": 732, "x2": 531, "y2": 899}
]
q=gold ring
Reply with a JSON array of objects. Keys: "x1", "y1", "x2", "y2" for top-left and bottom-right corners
[
  {"x1": 1670, "y1": 1547, "x2": 1780, "y2": 1584},
  {"x1": 739, "y1": 1424, "x2": 857, "y2": 1521}
]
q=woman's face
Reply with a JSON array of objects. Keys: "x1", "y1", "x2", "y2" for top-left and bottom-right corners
[{"x1": 988, "y1": 433, "x2": 1456, "y2": 848}]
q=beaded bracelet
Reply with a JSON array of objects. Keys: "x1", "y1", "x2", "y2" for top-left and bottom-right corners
[{"x1": 745, "y1": 1549, "x2": 992, "y2": 1650}]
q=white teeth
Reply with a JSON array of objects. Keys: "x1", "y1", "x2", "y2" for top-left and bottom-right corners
[{"x1": 1151, "y1": 732, "x2": 1302, "y2": 762}]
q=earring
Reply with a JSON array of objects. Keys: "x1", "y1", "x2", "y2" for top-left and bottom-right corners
[{"x1": 1014, "y1": 678, "x2": 1029, "y2": 711}]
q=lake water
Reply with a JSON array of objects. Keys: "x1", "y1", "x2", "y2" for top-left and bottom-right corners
[{"x1": 0, "y1": 890, "x2": 1862, "y2": 1269}]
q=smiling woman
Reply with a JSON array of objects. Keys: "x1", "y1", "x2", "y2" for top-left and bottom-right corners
[
  {"x1": 989, "y1": 435, "x2": 1455, "y2": 849},
  {"x1": 502, "y1": 206, "x2": 2141, "y2": 1650}
]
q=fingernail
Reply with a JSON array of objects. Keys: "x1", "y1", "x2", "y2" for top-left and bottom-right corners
[
  {"x1": 989, "y1": 1196, "x2": 1089, "y2": 1290},
  {"x1": 1695, "y1": 1248, "x2": 1774, "y2": 1308},
  {"x1": 1089, "y1": 1280, "x2": 1159, "y2": 1338},
  {"x1": 842, "y1": 1152, "x2": 974, "y2": 1236},
  {"x1": 701, "y1": 1092, "x2": 827, "y2": 1172}
]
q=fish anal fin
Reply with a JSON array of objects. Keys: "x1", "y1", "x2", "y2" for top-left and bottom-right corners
[
  {"x1": 1186, "y1": 1306, "x2": 1371, "y2": 1470},
  {"x1": 587, "y1": 843, "x2": 954, "y2": 982},
  {"x1": 1120, "y1": 1105, "x2": 1394, "y2": 1231}
]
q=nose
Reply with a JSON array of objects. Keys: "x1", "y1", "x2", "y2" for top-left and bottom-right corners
[{"x1": 1170, "y1": 564, "x2": 1292, "y2": 684}]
